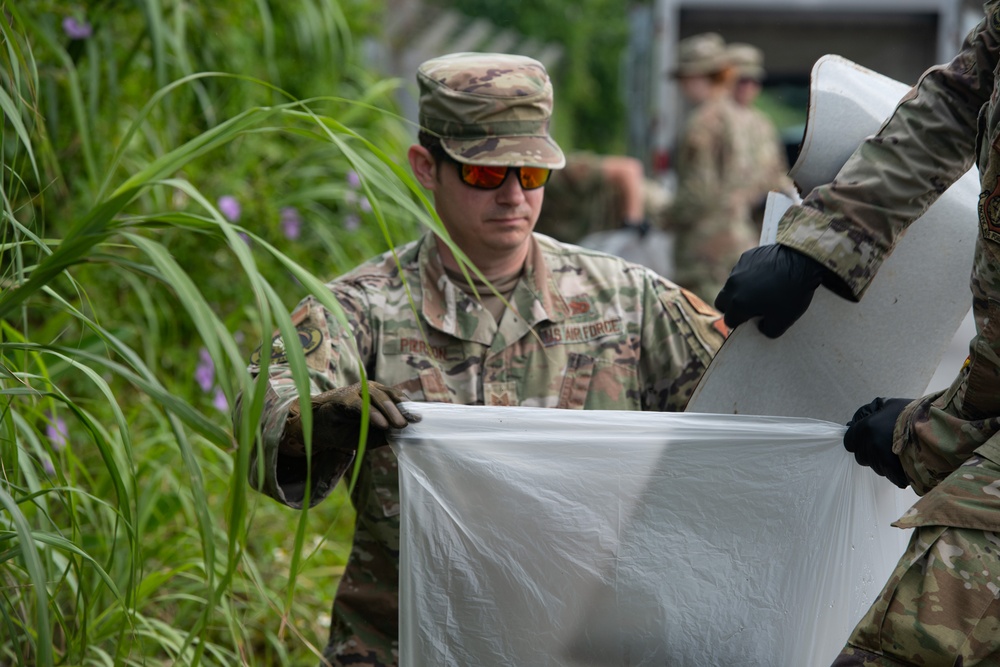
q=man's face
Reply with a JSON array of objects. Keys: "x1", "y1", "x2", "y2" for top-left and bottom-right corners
[
  {"x1": 416, "y1": 151, "x2": 545, "y2": 268},
  {"x1": 734, "y1": 77, "x2": 761, "y2": 106},
  {"x1": 677, "y1": 75, "x2": 714, "y2": 105}
]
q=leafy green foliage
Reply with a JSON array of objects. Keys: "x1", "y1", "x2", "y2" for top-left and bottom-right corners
[
  {"x1": 440, "y1": 0, "x2": 632, "y2": 154},
  {"x1": 0, "y1": 1, "x2": 433, "y2": 664}
]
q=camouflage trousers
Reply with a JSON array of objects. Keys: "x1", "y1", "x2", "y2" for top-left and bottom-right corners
[{"x1": 831, "y1": 525, "x2": 1000, "y2": 666}]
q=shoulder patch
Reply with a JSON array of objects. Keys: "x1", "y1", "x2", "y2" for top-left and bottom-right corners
[
  {"x1": 680, "y1": 288, "x2": 719, "y2": 317},
  {"x1": 249, "y1": 326, "x2": 323, "y2": 365}
]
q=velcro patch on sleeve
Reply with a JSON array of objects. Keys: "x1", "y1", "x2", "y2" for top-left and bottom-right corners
[
  {"x1": 680, "y1": 288, "x2": 719, "y2": 317},
  {"x1": 249, "y1": 326, "x2": 324, "y2": 365}
]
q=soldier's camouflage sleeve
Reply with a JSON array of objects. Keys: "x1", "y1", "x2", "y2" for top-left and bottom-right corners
[
  {"x1": 776, "y1": 17, "x2": 994, "y2": 299},
  {"x1": 776, "y1": 14, "x2": 1000, "y2": 496},
  {"x1": 235, "y1": 282, "x2": 374, "y2": 509},
  {"x1": 641, "y1": 279, "x2": 727, "y2": 411}
]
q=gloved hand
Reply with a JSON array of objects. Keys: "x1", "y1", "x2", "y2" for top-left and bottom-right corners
[
  {"x1": 843, "y1": 397, "x2": 912, "y2": 489},
  {"x1": 714, "y1": 244, "x2": 831, "y2": 338},
  {"x1": 280, "y1": 381, "x2": 420, "y2": 456}
]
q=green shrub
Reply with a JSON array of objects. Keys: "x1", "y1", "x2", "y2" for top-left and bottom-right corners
[{"x1": 1, "y1": 1, "x2": 434, "y2": 664}]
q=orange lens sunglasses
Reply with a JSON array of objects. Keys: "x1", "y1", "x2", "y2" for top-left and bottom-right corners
[{"x1": 459, "y1": 163, "x2": 552, "y2": 190}]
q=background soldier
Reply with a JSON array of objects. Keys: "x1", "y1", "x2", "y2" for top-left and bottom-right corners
[
  {"x1": 727, "y1": 42, "x2": 797, "y2": 231},
  {"x1": 237, "y1": 51, "x2": 726, "y2": 667},
  {"x1": 715, "y1": 9, "x2": 1000, "y2": 665},
  {"x1": 667, "y1": 32, "x2": 761, "y2": 304},
  {"x1": 534, "y1": 151, "x2": 669, "y2": 244}
]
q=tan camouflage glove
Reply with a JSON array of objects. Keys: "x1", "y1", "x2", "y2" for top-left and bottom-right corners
[{"x1": 279, "y1": 381, "x2": 420, "y2": 457}]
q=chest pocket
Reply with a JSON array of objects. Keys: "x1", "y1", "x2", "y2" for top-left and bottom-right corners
[
  {"x1": 419, "y1": 366, "x2": 453, "y2": 403},
  {"x1": 379, "y1": 331, "x2": 460, "y2": 403},
  {"x1": 556, "y1": 352, "x2": 639, "y2": 410}
]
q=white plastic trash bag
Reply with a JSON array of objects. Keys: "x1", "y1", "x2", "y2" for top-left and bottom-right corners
[{"x1": 393, "y1": 403, "x2": 915, "y2": 667}]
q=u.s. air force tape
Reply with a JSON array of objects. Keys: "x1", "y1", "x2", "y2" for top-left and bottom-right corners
[{"x1": 249, "y1": 326, "x2": 323, "y2": 365}]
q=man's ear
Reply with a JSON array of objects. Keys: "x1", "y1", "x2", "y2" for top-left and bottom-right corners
[{"x1": 408, "y1": 145, "x2": 438, "y2": 190}]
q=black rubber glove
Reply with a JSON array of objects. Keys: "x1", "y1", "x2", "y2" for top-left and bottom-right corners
[
  {"x1": 280, "y1": 381, "x2": 420, "y2": 456},
  {"x1": 714, "y1": 244, "x2": 832, "y2": 338},
  {"x1": 843, "y1": 397, "x2": 912, "y2": 489}
]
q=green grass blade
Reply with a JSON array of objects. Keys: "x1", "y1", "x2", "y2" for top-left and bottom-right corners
[{"x1": 0, "y1": 486, "x2": 53, "y2": 667}]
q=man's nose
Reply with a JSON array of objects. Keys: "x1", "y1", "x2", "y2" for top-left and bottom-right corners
[{"x1": 495, "y1": 170, "x2": 527, "y2": 203}]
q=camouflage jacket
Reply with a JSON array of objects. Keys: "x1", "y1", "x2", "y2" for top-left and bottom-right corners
[
  {"x1": 244, "y1": 232, "x2": 726, "y2": 665},
  {"x1": 534, "y1": 153, "x2": 671, "y2": 244},
  {"x1": 534, "y1": 152, "x2": 617, "y2": 243},
  {"x1": 669, "y1": 95, "x2": 762, "y2": 302},
  {"x1": 741, "y1": 106, "x2": 795, "y2": 229},
  {"x1": 776, "y1": 5, "x2": 1000, "y2": 531}
]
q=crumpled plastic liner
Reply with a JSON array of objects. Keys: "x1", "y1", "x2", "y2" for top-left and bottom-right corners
[{"x1": 393, "y1": 403, "x2": 917, "y2": 667}]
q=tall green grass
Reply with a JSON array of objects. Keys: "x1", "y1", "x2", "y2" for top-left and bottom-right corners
[{"x1": 0, "y1": 1, "x2": 438, "y2": 664}]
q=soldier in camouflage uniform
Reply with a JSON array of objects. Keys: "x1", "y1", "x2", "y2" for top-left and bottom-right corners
[
  {"x1": 727, "y1": 42, "x2": 797, "y2": 232},
  {"x1": 667, "y1": 33, "x2": 761, "y2": 304},
  {"x1": 534, "y1": 151, "x2": 668, "y2": 244},
  {"x1": 716, "y1": 6, "x2": 1000, "y2": 665},
  {"x1": 236, "y1": 52, "x2": 727, "y2": 667}
]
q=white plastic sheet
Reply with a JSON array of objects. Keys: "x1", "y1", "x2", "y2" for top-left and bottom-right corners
[{"x1": 394, "y1": 404, "x2": 913, "y2": 666}]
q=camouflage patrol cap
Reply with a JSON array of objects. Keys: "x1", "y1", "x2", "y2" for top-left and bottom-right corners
[
  {"x1": 672, "y1": 32, "x2": 731, "y2": 78},
  {"x1": 728, "y1": 43, "x2": 766, "y2": 81},
  {"x1": 417, "y1": 52, "x2": 566, "y2": 168}
]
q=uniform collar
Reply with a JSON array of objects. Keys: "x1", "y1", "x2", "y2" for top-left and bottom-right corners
[{"x1": 418, "y1": 232, "x2": 570, "y2": 345}]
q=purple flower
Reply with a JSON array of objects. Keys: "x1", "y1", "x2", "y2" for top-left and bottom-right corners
[
  {"x1": 213, "y1": 388, "x2": 229, "y2": 412},
  {"x1": 62, "y1": 17, "x2": 93, "y2": 40},
  {"x1": 46, "y1": 414, "x2": 69, "y2": 452},
  {"x1": 195, "y1": 348, "x2": 215, "y2": 393},
  {"x1": 218, "y1": 195, "x2": 241, "y2": 222},
  {"x1": 344, "y1": 214, "x2": 361, "y2": 231},
  {"x1": 234, "y1": 331, "x2": 245, "y2": 344},
  {"x1": 238, "y1": 232, "x2": 252, "y2": 246},
  {"x1": 359, "y1": 197, "x2": 372, "y2": 213},
  {"x1": 346, "y1": 170, "x2": 361, "y2": 189},
  {"x1": 41, "y1": 455, "x2": 56, "y2": 476},
  {"x1": 281, "y1": 207, "x2": 302, "y2": 240}
]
